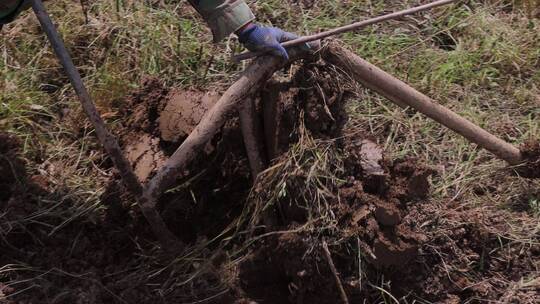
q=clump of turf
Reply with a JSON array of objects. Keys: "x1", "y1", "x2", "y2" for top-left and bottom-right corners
[{"x1": 517, "y1": 139, "x2": 540, "y2": 178}]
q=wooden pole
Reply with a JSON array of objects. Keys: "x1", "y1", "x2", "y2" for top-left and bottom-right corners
[
  {"x1": 30, "y1": 0, "x2": 179, "y2": 249},
  {"x1": 239, "y1": 98, "x2": 267, "y2": 180},
  {"x1": 321, "y1": 41, "x2": 523, "y2": 165}
]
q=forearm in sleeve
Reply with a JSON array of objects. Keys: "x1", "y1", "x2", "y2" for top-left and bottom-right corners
[{"x1": 187, "y1": 0, "x2": 255, "y2": 42}]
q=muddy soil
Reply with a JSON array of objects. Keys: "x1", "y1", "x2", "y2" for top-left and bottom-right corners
[
  {"x1": 0, "y1": 133, "x2": 26, "y2": 201},
  {"x1": 158, "y1": 89, "x2": 220, "y2": 142},
  {"x1": 0, "y1": 132, "x2": 232, "y2": 303},
  {"x1": 115, "y1": 77, "x2": 251, "y2": 243},
  {"x1": 238, "y1": 145, "x2": 434, "y2": 303},
  {"x1": 2, "y1": 62, "x2": 539, "y2": 304},
  {"x1": 118, "y1": 78, "x2": 229, "y2": 182},
  {"x1": 239, "y1": 146, "x2": 539, "y2": 303},
  {"x1": 231, "y1": 64, "x2": 538, "y2": 303},
  {"x1": 518, "y1": 139, "x2": 540, "y2": 178},
  {"x1": 240, "y1": 162, "x2": 538, "y2": 302}
]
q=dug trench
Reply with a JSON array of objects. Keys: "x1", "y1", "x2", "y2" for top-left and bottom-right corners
[{"x1": 1, "y1": 61, "x2": 539, "y2": 303}]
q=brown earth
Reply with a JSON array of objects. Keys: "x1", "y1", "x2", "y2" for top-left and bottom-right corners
[
  {"x1": 518, "y1": 139, "x2": 540, "y2": 178},
  {"x1": 238, "y1": 148, "x2": 539, "y2": 303},
  {"x1": 2, "y1": 62, "x2": 539, "y2": 303},
  {"x1": 124, "y1": 134, "x2": 166, "y2": 181},
  {"x1": 115, "y1": 77, "x2": 251, "y2": 243},
  {"x1": 0, "y1": 131, "x2": 232, "y2": 303},
  {"x1": 158, "y1": 89, "x2": 220, "y2": 142},
  {"x1": 238, "y1": 141, "x2": 434, "y2": 302},
  {"x1": 0, "y1": 133, "x2": 26, "y2": 202}
]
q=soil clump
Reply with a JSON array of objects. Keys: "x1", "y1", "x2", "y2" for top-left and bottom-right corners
[
  {"x1": 158, "y1": 89, "x2": 220, "y2": 142},
  {"x1": 518, "y1": 139, "x2": 540, "y2": 178}
]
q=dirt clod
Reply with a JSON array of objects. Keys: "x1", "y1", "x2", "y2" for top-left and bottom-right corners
[
  {"x1": 372, "y1": 233, "x2": 418, "y2": 268},
  {"x1": 518, "y1": 139, "x2": 540, "y2": 178},
  {"x1": 374, "y1": 201, "x2": 402, "y2": 226},
  {"x1": 124, "y1": 134, "x2": 166, "y2": 181},
  {"x1": 158, "y1": 89, "x2": 219, "y2": 142},
  {"x1": 359, "y1": 139, "x2": 385, "y2": 176}
]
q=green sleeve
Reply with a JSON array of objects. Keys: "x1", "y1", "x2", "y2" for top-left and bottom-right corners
[
  {"x1": 0, "y1": 0, "x2": 30, "y2": 25},
  {"x1": 188, "y1": 0, "x2": 255, "y2": 43}
]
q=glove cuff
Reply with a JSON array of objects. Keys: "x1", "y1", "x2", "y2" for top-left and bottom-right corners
[
  {"x1": 237, "y1": 23, "x2": 257, "y2": 44},
  {"x1": 203, "y1": 0, "x2": 255, "y2": 43}
]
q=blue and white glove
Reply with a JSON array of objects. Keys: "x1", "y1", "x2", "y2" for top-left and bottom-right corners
[{"x1": 237, "y1": 23, "x2": 300, "y2": 61}]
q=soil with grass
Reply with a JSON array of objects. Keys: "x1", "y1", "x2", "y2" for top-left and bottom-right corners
[
  {"x1": 518, "y1": 140, "x2": 540, "y2": 178},
  {"x1": 1, "y1": 63, "x2": 539, "y2": 303}
]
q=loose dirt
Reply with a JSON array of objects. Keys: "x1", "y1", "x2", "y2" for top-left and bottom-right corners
[
  {"x1": 238, "y1": 142, "x2": 432, "y2": 302},
  {"x1": 0, "y1": 131, "x2": 231, "y2": 303},
  {"x1": 116, "y1": 77, "x2": 251, "y2": 243},
  {"x1": 518, "y1": 139, "x2": 540, "y2": 178},
  {"x1": 2, "y1": 62, "x2": 539, "y2": 304},
  {"x1": 118, "y1": 79, "x2": 224, "y2": 182}
]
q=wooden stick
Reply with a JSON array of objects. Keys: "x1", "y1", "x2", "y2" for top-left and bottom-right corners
[
  {"x1": 142, "y1": 42, "x2": 320, "y2": 206},
  {"x1": 321, "y1": 40, "x2": 523, "y2": 165},
  {"x1": 239, "y1": 98, "x2": 280, "y2": 227},
  {"x1": 322, "y1": 240, "x2": 350, "y2": 304},
  {"x1": 261, "y1": 81, "x2": 282, "y2": 160},
  {"x1": 239, "y1": 98, "x2": 267, "y2": 180},
  {"x1": 233, "y1": 0, "x2": 459, "y2": 62},
  {"x1": 30, "y1": 0, "x2": 179, "y2": 249}
]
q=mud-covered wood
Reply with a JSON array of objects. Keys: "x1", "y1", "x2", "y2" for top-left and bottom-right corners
[
  {"x1": 143, "y1": 41, "x2": 321, "y2": 205},
  {"x1": 261, "y1": 81, "x2": 282, "y2": 161},
  {"x1": 321, "y1": 40, "x2": 523, "y2": 165},
  {"x1": 239, "y1": 98, "x2": 267, "y2": 180}
]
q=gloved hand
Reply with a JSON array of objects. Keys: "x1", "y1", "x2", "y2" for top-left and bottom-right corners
[{"x1": 237, "y1": 23, "x2": 300, "y2": 61}]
